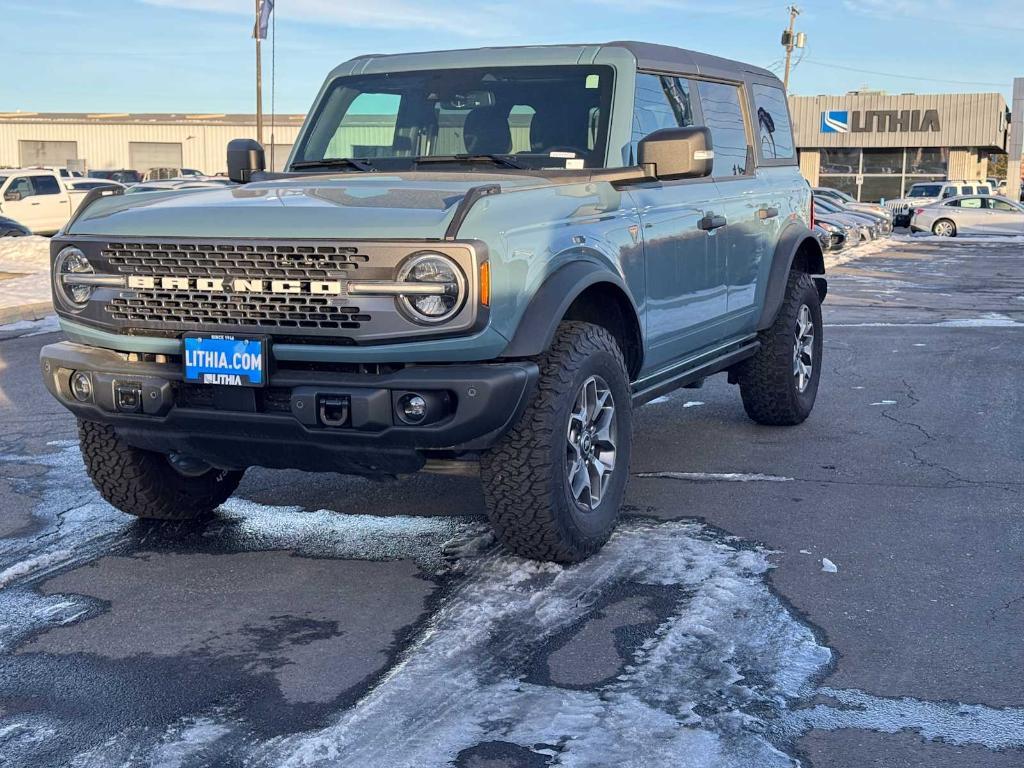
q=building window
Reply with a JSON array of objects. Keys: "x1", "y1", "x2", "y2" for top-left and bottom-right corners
[
  {"x1": 862, "y1": 149, "x2": 903, "y2": 175},
  {"x1": 860, "y1": 176, "x2": 903, "y2": 204},
  {"x1": 820, "y1": 148, "x2": 860, "y2": 174},
  {"x1": 906, "y1": 148, "x2": 948, "y2": 175}
]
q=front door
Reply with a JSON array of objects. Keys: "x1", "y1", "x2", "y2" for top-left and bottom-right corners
[
  {"x1": 986, "y1": 197, "x2": 1024, "y2": 234},
  {"x1": 629, "y1": 73, "x2": 727, "y2": 370}
]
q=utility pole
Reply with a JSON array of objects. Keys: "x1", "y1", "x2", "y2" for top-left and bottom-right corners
[
  {"x1": 255, "y1": 0, "x2": 264, "y2": 145},
  {"x1": 781, "y1": 5, "x2": 804, "y2": 92}
]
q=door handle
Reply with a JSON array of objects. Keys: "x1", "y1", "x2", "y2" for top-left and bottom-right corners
[
  {"x1": 758, "y1": 206, "x2": 779, "y2": 220},
  {"x1": 30, "y1": 202, "x2": 41, "y2": 206},
  {"x1": 699, "y1": 214, "x2": 727, "y2": 231}
]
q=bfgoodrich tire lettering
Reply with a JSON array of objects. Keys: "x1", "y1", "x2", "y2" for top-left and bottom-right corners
[
  {"x1": 480, "y1": 321, "x2": 632, "y2": 563},
  {"x1": 78, "y1": 420, "x2": 244, "y2": 520},
  {"x1": 738, "y1": 271, "x2": 823, "y2": 426}
]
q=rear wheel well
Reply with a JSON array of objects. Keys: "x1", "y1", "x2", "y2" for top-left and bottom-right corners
[
  {"x1": 791, "y1": 236, "x2": 825, "y2": 275},
  {"x1": 562, "y1": 283, "x2": 643, "y2": 380}
]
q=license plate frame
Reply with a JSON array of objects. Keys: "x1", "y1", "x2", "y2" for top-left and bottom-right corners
[{"x1": 182, "y1": 333, "x2": 269, "y2": 388}]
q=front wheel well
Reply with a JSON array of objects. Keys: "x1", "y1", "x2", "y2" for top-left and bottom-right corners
[{"x1": 562, "y1": 283, "x2": 643, "y2": 380}]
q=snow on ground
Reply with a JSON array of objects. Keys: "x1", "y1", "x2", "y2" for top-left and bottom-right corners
[
  {"x1": 0, "y1": 236, "x2": 49, "y2": 274},
  {"x1": 4, "y1": 441, "x2": 1022, "y2": 766},
  {"x1": 823, "y1": 236, "x2": 897, "y2": 270}
]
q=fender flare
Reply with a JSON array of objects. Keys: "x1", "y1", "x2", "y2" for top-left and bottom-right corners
[
  {"x1": 500, "y1": 260, "x2": 640, "y2": 360},
  {"x1": 756, "y1": 224, "x2": 825, "y2": 331}
]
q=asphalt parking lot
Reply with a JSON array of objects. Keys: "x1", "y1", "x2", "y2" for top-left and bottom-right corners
[{"x1": 0, "y1": 236, "x2": 1022, "y2": 768}]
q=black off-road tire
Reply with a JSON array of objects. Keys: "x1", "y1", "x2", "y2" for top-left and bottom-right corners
[
  {"x1": 78, "y1": 420, "x2": 244, "y2": 520},
  {"x1": 738, "y1": 271, "x2": 823, "y2": 426},
  {"x1": 480, "y1": 321, "x2": 632, "y2": 563}
]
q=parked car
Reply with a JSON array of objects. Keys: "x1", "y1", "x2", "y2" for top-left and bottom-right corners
[
  {"x1": 90, "y1": 170, "x2": 143, "y2": 185},
  {"x1": 0, "y1": 214, "x2": 31, "y2": 237},
  {"x1": 813, "y1": 187, "x2": 894, "y2": 226},
  {"x1": 885, "y1": 180, "x2": 993, "y2": 227},
  {"x1": 41, "y1": 42, "x2": 827, "y2": 563},
  {"x1": 814, "y1": 199, "x2": 871, "y2": 242},
  {"x1": 813, "y1": 221, "x2": 848, "y2": 252},
  {"x1": 814, "y1": 195, "x2": 889, "y2": 237},
  {"x1": 909, "y1": 195, "x2": 1024, "y2": 236},
  {"x1": 0, "y1": 168, "x2": 76, "y2": 234}
]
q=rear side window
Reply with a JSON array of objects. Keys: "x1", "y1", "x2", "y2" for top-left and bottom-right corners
[
  {"x1": 694, "y1": 80, "x2": 751, "y2": 177},
  {"x1": 32, "y1": 175, "x2": 61, "y2": 195},
  {"x1": 751, "y1": 84, "x2": 794, "y2": 161},
  {"x1": 977, "y1": 186, "x2": 991, "y2": 195}
]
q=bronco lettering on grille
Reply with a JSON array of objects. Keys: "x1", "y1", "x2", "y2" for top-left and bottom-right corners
[{"x1": 125, "y1": 276, "x2": 346, "y2": 295}]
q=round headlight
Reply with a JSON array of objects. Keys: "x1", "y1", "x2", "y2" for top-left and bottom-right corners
[
  {"x1": 54, "y1": 246, "x2": 95, "y2": 310},
  {"x1": 396, "y1": 253, "x2": 466, "y2": 324}
]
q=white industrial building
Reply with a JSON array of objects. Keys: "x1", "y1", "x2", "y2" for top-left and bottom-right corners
[{"x1": 0, "y1": 112, "x2": 304, "y2": 175}]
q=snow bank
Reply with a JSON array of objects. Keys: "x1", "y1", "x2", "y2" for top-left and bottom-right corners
[{"x1": 0, "y1": 236, "x2": 50, "y2": 274}]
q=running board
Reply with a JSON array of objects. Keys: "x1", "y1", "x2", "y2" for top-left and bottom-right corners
[{"x1": 631, "y1": 341, "x2": 760, "y2": 407}]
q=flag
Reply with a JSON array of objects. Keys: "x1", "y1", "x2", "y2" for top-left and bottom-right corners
[{"x1": 254, "y1": 0, "x2": 275, "y2": 40}]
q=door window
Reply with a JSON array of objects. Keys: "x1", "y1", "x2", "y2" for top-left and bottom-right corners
[
  {"x1": 941, "y1": 187, "x2": 958, "y2": 198},
  {"x1": 694, "y1": 80, "x2": 751, "y2": 177},
  {"x1": 751, "y1": 84, "x2": 794, "y2": 160},
  {"x1": 990, "y1": 199, "x2": 1017, "y2": 211},
  {"x1": 31, "y1": 176, "x2": 62, "y2": 195},
  {"x1": 630, "y1": 74, "x2": 694, "y2": 162},
  {"x1": 958, "y1": 197, "x2": 983, "y2": 209},
  {"x1": 6, "y1": 177, "x2": 34, "y2": 198}
]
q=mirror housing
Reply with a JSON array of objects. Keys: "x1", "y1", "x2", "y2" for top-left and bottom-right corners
[
  {"x1": 4, "y1": 191, "x2": 22, "y2": 202},
  {"x1": 638, "y1": 127, "x2": 714, "y2": 180},
  {"x1": 227, "y1": 138, "x2": 266, "y2": 184}
]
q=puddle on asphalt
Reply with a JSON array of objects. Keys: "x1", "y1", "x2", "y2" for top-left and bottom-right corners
[{"x1": 1, "y1": 441, "x2": 1022, "y2": 767}]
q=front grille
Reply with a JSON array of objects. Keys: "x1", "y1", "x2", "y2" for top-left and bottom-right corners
[{"x1": 99, "y1": 240, "x2": 373, "y2": 335}]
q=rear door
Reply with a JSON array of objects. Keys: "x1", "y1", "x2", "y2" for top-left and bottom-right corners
[
  {"x1": 629, "y1": 73, "x2": 726, "y2": 370},
  {"x1": 946, "y1": 197, "x2": 990, "y2": 234},
  {"x1": 29, "y1": 173, "x2": 71, "y2": 231},
  {"x1": 693, "y1": 78, "x2": 766, "y2": 334}
]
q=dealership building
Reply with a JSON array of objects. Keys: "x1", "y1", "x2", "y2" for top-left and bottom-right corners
[{"x1": 789, "y1": 91, "x2": 1010, "y2": 202}]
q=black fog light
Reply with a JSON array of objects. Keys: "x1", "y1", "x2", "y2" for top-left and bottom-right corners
[
  {"x1": 398, "y1": 394, "x2": 428, "y2": 424},
  {"x1": 70, "y1": 371, "x2": 93, "y2": 402}
]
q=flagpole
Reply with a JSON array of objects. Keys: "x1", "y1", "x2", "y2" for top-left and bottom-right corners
[{"x1": 255, "y1": 0, "x2": 264, "y2": 145}]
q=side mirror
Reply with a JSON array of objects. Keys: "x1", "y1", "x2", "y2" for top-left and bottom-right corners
[
  {"x1": 227, "y1": 138, "x2": 266, "y2": 184},
  {"x1": 638, "y1": 126, "x2": 714, "y2": 180},
  {"x1": 4, "y1": 191, "x2": 22, "y2": 202}
]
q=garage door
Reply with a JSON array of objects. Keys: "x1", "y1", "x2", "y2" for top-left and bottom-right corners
[
  {"x1": 18, "y1": 140, "x2": 78, "y2": 167},
  {"x1": 129, "y1": 142, "x2": 183, "y2": 173}
]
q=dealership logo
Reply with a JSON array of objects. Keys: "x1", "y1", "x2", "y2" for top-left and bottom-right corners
[
  {"x1": 820, "y1": 109, "x2": 941, "y2": 134},
  {"x1": 821, "y1": 110, "x2": 850, "y2": 133}
]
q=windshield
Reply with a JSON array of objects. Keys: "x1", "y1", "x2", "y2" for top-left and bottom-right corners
[
  {"x1": 908, "y1": 184, "x2": 942, "y2": 197},
  {"x1": 293, "y1": 65, "x2": 615, "y2": 171}
]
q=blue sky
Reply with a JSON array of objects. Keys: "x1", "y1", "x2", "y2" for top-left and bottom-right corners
[{"x1": 2, "y1": 0, "x2": 1022, "y2": 114}]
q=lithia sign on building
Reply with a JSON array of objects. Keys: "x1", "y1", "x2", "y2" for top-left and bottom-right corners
[{"x1": 820, "y1": 109, "x2": 941, "y2": 133}]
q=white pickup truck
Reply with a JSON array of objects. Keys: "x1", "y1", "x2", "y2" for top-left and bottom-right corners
[{"x1": 0, "y1": 168, "x2": 122, "y2": 234}]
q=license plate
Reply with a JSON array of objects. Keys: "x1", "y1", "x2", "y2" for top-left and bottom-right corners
[{"x1": 183, "y1": 334, "x2": 268, "y2": 387}]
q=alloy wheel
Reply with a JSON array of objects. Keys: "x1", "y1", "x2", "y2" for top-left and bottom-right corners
[
  {"x1": 793, "y1": 304, "x2": 815, "y2": 393},
  {"x1": 566, "y1": 375, "x2": 617, "y2": 510}
]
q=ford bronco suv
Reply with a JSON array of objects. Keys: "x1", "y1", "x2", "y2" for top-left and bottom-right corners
[{"x1": 41, "y1": 42, "x2": 825, "y2": 562}]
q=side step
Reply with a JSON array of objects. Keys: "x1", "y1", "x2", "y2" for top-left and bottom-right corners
[{"x1": 631, "y1": 341, "x2": 760, "y2": 407}]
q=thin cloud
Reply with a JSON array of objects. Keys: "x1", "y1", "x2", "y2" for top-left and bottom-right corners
[{"x1": 139, "y1": 0, "x2": 510, "y2": 35}]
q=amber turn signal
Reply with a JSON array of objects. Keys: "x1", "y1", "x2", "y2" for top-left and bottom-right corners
[{"x1": 479, "y1": 262, "x2": 490, "y2": 306}]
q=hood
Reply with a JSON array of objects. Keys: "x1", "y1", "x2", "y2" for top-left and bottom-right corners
[{"x1": 67, "y1": 172, "x2": 550, "y2": 240}]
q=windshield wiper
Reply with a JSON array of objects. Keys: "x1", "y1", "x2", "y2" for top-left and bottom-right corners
[
  {"x1": 414, "y1": 154, "x2": 525, "y2": 169},
  {"x1": 291, "y1": 157, "x2": 375, "y2": 172}
]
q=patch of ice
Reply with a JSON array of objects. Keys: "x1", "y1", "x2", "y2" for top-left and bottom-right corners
[
  {"x1": 799, "y1": 550, "x2": 812, "y2": 555},
  {"x1": 870, "y1": 400, "x2": 897, "y2": 406},
  {"x1": 683, "y1": 401, "x2": 705, "y2": 408},
  {"x1": 821, "y1": 558, "x2": 838, "y2": 573},
  {"x1": 0, "y1": 549, "x2": 74, "y2": 589},
  {"x1": 0, "y1": 314, "x2": 59, "y2": 336},
  {"x1": 636, "y1": 472, "x2": 794, "y2": 483},
  {"x1": 648, "y1": 395, "x2": 671, "y2": 404}
]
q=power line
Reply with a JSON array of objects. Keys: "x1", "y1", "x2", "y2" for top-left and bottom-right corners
[{"x1": 800, "y1": 59, "x2": 1007, "y2": 88}]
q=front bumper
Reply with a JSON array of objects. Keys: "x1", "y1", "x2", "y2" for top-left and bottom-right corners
[{"x1": 41, "y1": 341, "x2": 538, "y2": 476}]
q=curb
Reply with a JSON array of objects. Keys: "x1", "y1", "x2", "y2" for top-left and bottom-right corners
[{"x1": 0, "y1": 301, "x2": 53, "y2": 326}]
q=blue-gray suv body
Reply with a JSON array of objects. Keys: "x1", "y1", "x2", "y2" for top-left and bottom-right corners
[{"x1": 42, "y1": 42, "x2": 825, "y2": 562}]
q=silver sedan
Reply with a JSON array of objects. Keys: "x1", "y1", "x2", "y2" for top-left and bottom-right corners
[{"x1": 910, "y1": 195, "x2": 1024, "y2": 237}]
